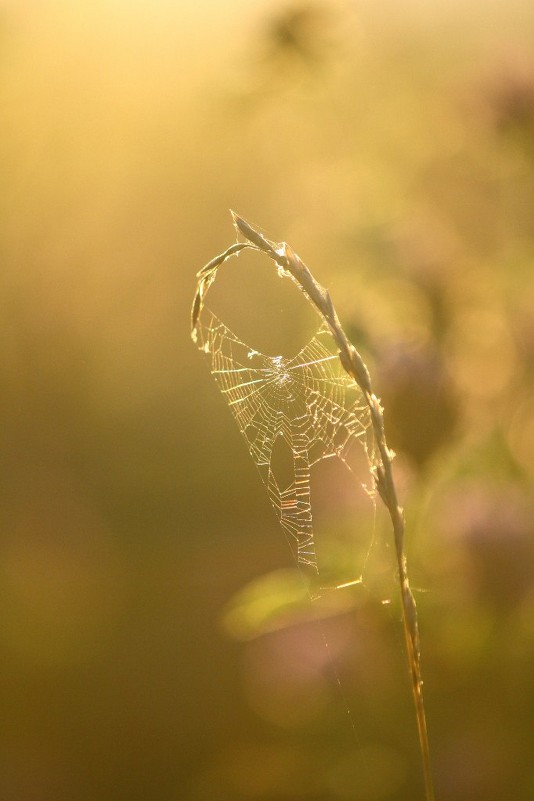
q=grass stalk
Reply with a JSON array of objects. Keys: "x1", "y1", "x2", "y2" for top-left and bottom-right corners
[{"x1": 191, "y1": 213, "x2": 435, "y2": 801}]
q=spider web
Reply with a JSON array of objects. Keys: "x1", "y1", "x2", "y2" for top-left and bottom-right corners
[{"x1": 195, "y1": 306, "x2": 375, "y2": 574}]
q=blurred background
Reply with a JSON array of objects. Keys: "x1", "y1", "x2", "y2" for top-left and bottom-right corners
[{"x1": 2, "y1": 1, "x2": 534, "y2": 799}]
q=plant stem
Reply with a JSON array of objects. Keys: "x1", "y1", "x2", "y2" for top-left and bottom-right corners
[
  {"x1": 191, "y1": 212, "x2": 436, "y2": 801},
  {"x1": 230, "y1": 214, "x2": 436, "y2": 801}
]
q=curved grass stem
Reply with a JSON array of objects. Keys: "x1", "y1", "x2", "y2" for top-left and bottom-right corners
[
  {"x1": 192, "y1": 212, "x2": 436, "y2": 801},
  {"x1": 229, "y1": 214, "x2": 436, "y2": 801}
]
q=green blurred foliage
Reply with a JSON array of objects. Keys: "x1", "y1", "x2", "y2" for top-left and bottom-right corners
[{"x1": 2, "y1": 1, "x2": 534, "y2": 800}]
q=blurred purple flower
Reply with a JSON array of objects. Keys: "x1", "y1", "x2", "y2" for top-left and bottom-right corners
[
  {"x1": 377, "y1": 342, "x2": 459, "y2": 471},
  {"x1": 444, "y1": 484, "x2": 534, "y2": 610}
]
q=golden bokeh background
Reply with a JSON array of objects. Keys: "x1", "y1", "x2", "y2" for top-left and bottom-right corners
[{"x1": 2, "y1": 1, "x2": 534, "y2": 799}]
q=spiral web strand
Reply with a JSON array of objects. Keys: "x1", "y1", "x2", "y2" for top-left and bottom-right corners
[{"x1": 195, "y1": 307, "x2": 375, "y2": 573}]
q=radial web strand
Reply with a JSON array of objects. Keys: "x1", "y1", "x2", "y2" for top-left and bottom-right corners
[{"x1": 195, "y1": 307, "x2": 376, "y2": 574}]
